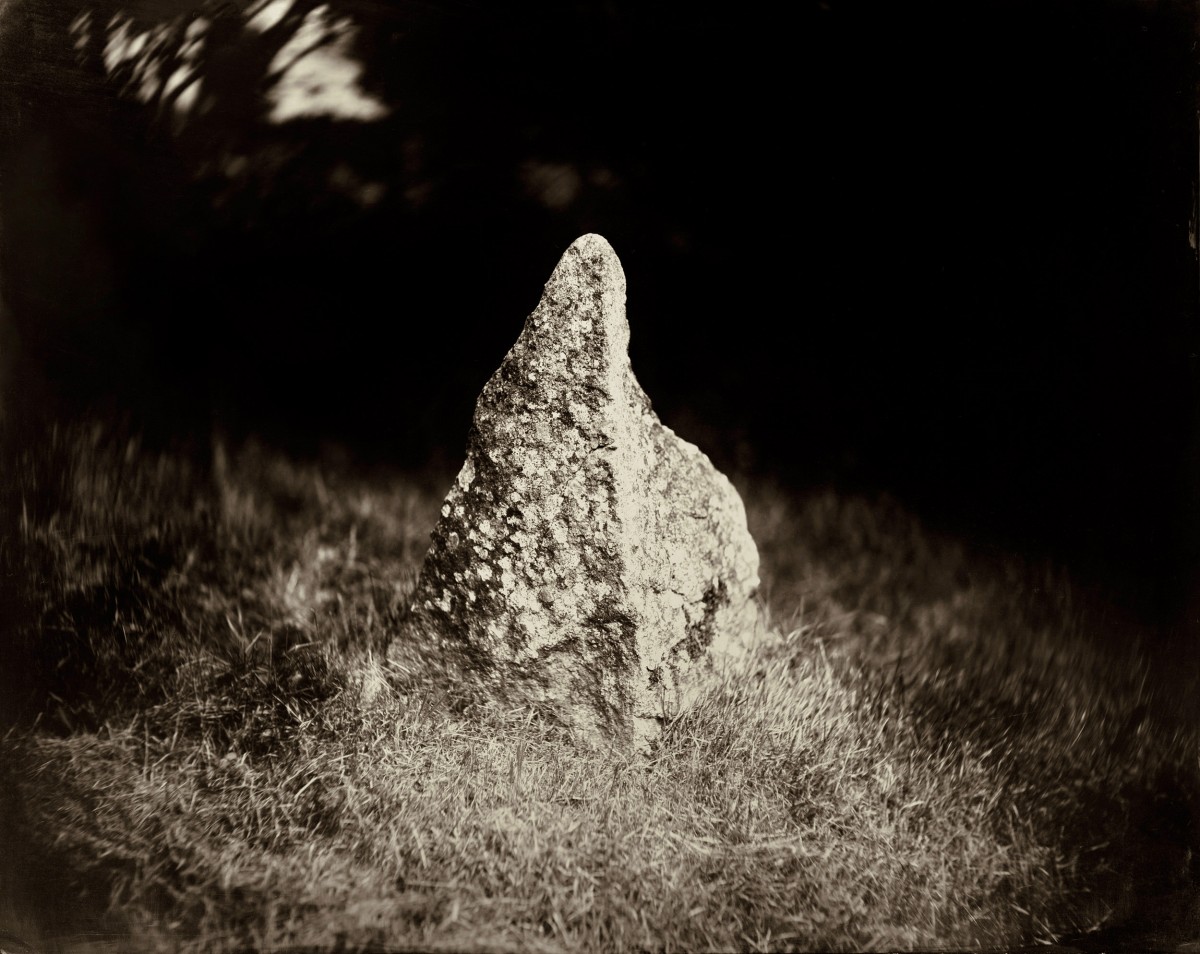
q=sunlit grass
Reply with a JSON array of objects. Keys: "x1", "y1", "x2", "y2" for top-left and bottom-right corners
[{"x1": 1, "y1": 422, "x2": 1196, "y2": 952}]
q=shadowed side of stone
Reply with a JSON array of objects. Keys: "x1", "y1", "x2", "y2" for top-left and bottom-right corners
[{"x1": 389, "y1": 233, "x2": 760, "y2": 745}]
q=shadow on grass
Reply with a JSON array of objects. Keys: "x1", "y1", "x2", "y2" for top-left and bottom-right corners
[{"x1": 0, "y1": 739, "x2": 134, "y2": 953}]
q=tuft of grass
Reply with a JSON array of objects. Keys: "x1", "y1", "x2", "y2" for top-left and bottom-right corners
[{"x1": 1, "y1": 422, "x2": 1197, "y2": 952}]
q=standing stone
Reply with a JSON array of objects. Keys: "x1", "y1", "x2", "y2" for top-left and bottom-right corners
[{"x1": 390, "y1": 234, "x2": 760, "y2": 746}]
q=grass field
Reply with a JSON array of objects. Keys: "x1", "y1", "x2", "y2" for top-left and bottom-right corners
[{"x1": 1, "y1": 421, "x2": 1197, "y2": 952}]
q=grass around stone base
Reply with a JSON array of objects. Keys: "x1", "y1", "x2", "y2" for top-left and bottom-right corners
[{"x1": 1, "y1": 422, "x2": 1197, "y2": 952}]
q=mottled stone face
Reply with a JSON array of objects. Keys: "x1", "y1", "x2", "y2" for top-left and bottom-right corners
[{"x1": 391, "y1": 233, "x2": 761, "y2": 747}]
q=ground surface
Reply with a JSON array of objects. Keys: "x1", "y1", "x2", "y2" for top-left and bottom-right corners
[{"x1": 1, "y1": 423, "x2": 1197, "y2": 952}]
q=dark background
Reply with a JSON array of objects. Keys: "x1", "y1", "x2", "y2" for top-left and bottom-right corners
[{"x1": 1, "y1": 0, "x2": 1197, "y2": 627}]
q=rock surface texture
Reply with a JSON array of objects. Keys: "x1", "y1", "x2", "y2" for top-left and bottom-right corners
[{"x1": 392, "y1": 234, "x2": 760, "y2": 745}]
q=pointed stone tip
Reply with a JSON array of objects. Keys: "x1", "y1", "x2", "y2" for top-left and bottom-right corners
[
  {"x1": 556, "y1": 233, "x2": 625, "y2": 290},
  {"x1": 567, "y1": 233, "x2": 616, "y2": 257},
  {"x1": 536, "y1": 234, "x2": 627, "y2": 322}
]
